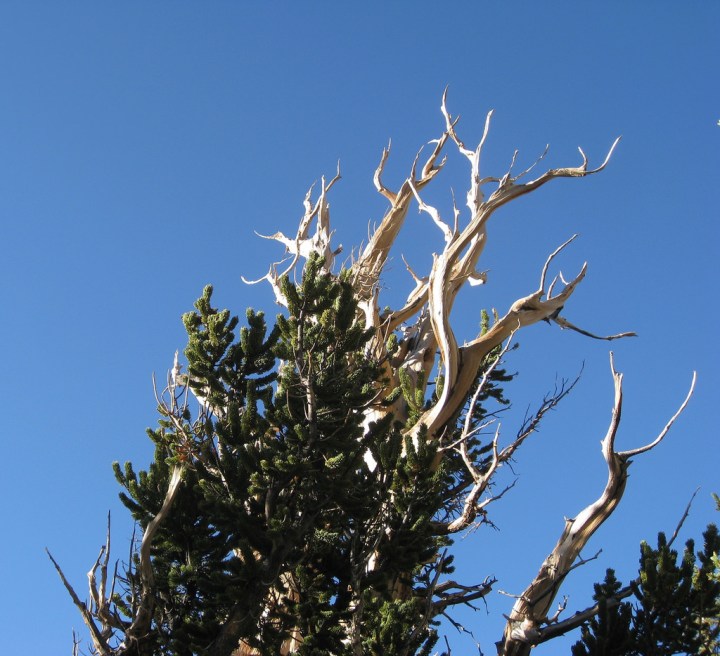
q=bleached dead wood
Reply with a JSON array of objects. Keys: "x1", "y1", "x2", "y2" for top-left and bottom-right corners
[
  {"x1": 248, "y1": 91, "x2": 625, "y2": 442},
  {"x1": 496, "y1": 355, "x2": 696, "y2": 656}
]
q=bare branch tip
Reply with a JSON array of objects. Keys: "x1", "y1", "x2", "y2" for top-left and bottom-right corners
[
  {"x1": 597, "y1": 137, "x2": 622, "y2": 170},
  {"x1": 254, "y1": 230, "x2": 277, "y2": 241},
  {"x1": 577, "y1": 146, "x2": 589, "y2": 167}
]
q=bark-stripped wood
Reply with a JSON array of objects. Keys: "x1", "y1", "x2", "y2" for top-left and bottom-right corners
[{"x1": 496, "y1": 356, "x2": 696, "y2": 656}]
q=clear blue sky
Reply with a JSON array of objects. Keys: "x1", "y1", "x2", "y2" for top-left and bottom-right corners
[{"x1": 0, "y1": 3, "x2": 717, "y2": 654}]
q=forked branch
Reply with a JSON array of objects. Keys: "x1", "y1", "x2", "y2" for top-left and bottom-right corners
[{"x1": 496, "y1": 356, "x2": 696, "y2": 656}]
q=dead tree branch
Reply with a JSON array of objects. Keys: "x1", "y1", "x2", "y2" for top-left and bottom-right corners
[
  {"x1": 496, "y1": 356, "x2": 696, "y2": 656},
  {"x1": 47, "y1": 547, "x2": 113, "y2": 656}
]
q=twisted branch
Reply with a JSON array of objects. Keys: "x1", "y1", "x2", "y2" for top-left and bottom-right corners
[{"x1": 497, "y1": 356, "x2": 696, "y2": 656}]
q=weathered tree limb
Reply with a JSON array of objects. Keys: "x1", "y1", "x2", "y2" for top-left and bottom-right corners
[
  {"x1": 241, "y1": 166, "x2": 342, "y2": 306},
  {"x1": 353, "y1": 134, "x2": 449, "y2": 297},
  {"x1": 409, "y1": 248, "x2": 589, "y2": 445},
  {"x1": 47, "y1": 546, "x2": 114, "y2": 655},
  {"x1": 496, "y1": 356, "x2": 696, "y2": 656},
  {"x1": 88, "y1": 513, "x2": 126, "y2": 635},
  {"x1": 121, "y1": 464, "x2": 184, "y2": 651},
  {"x1": 46, "y1": 512, "x2": 127, "y2": 654},
  {"x1": 526, "y1": 488, "x2": 700, "y2": 646}
]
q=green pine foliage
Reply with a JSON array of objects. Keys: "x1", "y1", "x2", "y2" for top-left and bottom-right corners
[
  {"x1": 633, "y1": 527, "x2": 720, "y2": 655},
  {"x1": 571, "y1": 570, "x2": 635, "y2": 656},
  {"x1": 108, "y1": 253, "x2": 509, "y2": 655},
  {"x1": 572, "y1": 521, "x2": 720, "y2": 656}
]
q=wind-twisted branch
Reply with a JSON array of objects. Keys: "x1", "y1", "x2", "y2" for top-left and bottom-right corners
[{"x1": 496, "y1": 356, "x2": 696, "y2": 656}]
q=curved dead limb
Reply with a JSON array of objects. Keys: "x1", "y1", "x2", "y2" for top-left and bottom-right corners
[
  {"x1": 47, "y1": 546, "x2": 114, "y2": 656},
  {"x1": 409, "y1": 248, "x2": 588, "y2": 445},
  {"x1": 120, "y1": 464, "x2": 184, "y2": 650},
  {"x1": 352, "y1": 133, "x2": 449, "y2": 299},
  {"x1": 539, "y1": 234, "x2": 578, "y2": 290},
  {"x1": 619, "y1": 372, "x2": 696, "y2": 458},
  {"x1": 522, "y1": 488, "x2": 701, "y2": 647},
  {"x1": 496, "y1": 355, "x2": 696, "y2": 656},
  {"x1": 241, "y1": 259, "x2": 292, "y2": 308},
  {"x1": 552, "y1": 315, "x2": 637, "y2": 341},
  {"x1": 46, "y1": 513, "x2": 128, "y2": 654},
  {"x1": 373, "y1": 140, "x2": 396, "y2": 202},
  {"x1": 408, "y1": 178, "x2": 455, "y2": 245},
  {"x1": 241, "y1": 168, "x2": 343, "y2": 309}
]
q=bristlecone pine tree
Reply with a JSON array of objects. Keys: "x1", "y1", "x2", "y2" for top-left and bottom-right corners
[{"x1": 50, "y1": 93, "x2": 700, "y2": 656}]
